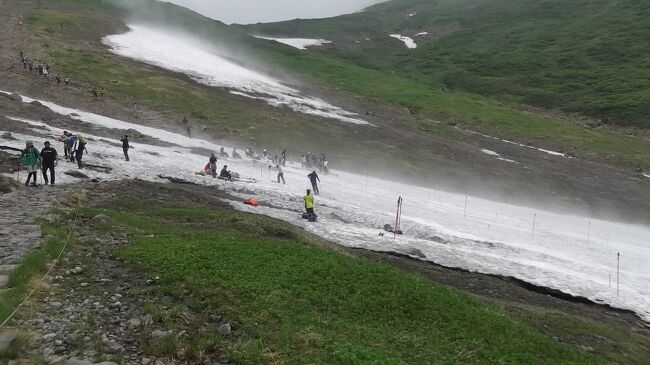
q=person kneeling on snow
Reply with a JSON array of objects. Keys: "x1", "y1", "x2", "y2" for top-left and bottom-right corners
[
  {"x1": 219, "y1": 165, "x2": 233, "y2": 181},
  {"x1": 303, "y1": 189, "x2": 316, "y2": 222}
]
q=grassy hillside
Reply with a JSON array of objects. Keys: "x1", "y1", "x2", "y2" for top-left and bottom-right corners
[
  {"x1": 83, "y1": 198, "x2": 602, "y2": 364},
  {"x1": 245, "y1": 0, "x2": 650, "y2": 129}
]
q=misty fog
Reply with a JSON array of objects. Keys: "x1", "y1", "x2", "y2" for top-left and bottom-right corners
[{"x1": 160, "y1": 0, "x2": 386, "y2": 24}]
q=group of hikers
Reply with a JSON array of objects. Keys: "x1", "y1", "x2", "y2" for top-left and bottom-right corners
[
  {"x1": 18, "y1": 140, "x2": 58, "y2": 187},
  {"x1": 301, "y1": 152, "x2": 329, "y2": 174},
  {"x1": 18, "y1": 132, "x2": 90, "y2": 186},
  {"x1": 19, "y1": 51, "x2": 69, "y2": 86},
  {"x1": 205, "y1": 153, "x2": 235, "y2": 181},
  {"x1": 245, "y1": 147, "x2": 287, "y2": 167}
]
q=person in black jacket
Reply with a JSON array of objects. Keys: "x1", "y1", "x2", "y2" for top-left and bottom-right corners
[
  {"x1": 308, "y1": 170, "x2": 320, "y2": 195},
  {"x1": 209, "y1": 153, "x2": 218, "y2": 178},
  {"x1": 120, "y1": 135, "x2": 130, "y2": 161},
  {"x1": 40, "y1": 141, "x2": 58, "y2": 185}
]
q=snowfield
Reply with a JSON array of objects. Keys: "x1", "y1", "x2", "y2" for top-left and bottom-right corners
[
  {"x1": 102, "y1": 25, "x2": 369, "y2": 126},
  {"x1": 389, "y1": 34, "x2": 417, "y2": 49},
  {"x1": 254, "y1": 36, "x2": 332, "y2": 50},
  {"x1": 2, "y1": 91, "x2": 650, "y2": 322}
]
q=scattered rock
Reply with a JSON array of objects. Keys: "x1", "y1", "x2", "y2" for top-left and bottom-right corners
[
  {"x1": 151, "y1": 330, "x2": 172, "y2": 339},
  {"x1": 217, "y1": 323, "x2": 232, "y2": 336},
  {"x1": 0, "y1": 330, "x2": 17, "y2": 352},
  {"x1": 64, "y1": 170, "x2": 90, "y2": 179},
  {"x1": 126, "y1": 318, "x2": 141, "y2": 329},
  {"x1": 90, "y1": 214, "x2": 113, "y2": 224},
  {"x1": 1, "y1": 132, "x2": 16, "y2": 140}
]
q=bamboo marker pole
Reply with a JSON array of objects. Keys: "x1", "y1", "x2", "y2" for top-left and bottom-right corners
[
  {"x1": 616, "y1": 252, "x2": 620, "y2": 297},
  {"x1": 463, "y1": 195, "x2": 468, "y2": 218},
  {"x1": 587, "y1": 221, "x2": 592, "y2": 243},
  {"x1": 531, "y1": 213, "x2": 537, "y2": 239}
]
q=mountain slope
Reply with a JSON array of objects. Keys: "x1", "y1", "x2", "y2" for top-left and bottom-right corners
[{"x1": 244, "y1": 0, "x2": 650, "y2": 129}]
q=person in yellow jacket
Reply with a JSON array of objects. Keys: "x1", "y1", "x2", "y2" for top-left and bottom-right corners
[{"x1": 303, "y1": 189, "x2": 316, "y2": 222}]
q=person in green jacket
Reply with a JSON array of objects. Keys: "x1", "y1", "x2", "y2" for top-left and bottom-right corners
[{"x1": 20, "y1": 140, "x2": 40, "y2": 187}]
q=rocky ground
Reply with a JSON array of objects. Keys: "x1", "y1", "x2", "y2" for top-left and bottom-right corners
[{"x1": 1, "y1": 181, "x2": 234, "y2": 365}]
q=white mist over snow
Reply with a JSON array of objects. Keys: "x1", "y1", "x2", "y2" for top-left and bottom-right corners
[
  {"x1": 389, "y1": 34, "x2": 417, "y2": 49},
  {"x1": 2, "y1": 90, "x2": 650, "y2": 321},
  {"x1": 254, "y1": 36, "x2": 332, "y2": 50},
  {"x1": 102, "y1": 25, "x2": 370, "y2": 125}
]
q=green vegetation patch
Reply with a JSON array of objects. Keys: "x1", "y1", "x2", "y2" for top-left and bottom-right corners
[{"x1": 84, "y1": 202, "x2": 600, "y2": 364}]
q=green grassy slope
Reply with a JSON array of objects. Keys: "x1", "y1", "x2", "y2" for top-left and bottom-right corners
[
  {"x1": 83, "y1": 200, "x2": 602, "y2": 364},
  {"x1": 245, "y1": 0, "x2": 650, "y2": 129}
]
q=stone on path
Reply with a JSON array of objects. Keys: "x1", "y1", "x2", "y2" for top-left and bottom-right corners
[
  {"x1": 0, "y1": 275, "x2": 9, "y2": 289},
  {"x1": 0, "y1": 330, "x2": 17, "y2": 352},
  {"x1": 64, "y1": 170, "x2": 90, "y2": 179},
  {"x1": 0, "y1": 265, "x2": 17, "y2": 275}
]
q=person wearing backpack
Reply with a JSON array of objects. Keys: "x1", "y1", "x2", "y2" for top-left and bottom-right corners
[
  {"x1": 20, "y1": 140, "x2": 40, "y2": 187},
  {"x1": 73, "y1": 134, "x2": 87, "y2": 169}
]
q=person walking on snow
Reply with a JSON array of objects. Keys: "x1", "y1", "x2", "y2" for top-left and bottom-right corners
[
  {"x1": 73, "y1": 134, "x2": 87, "y2": 169},
  {"x1": 308, "y1": 170, "x2": 321, "y2": 195},
  {"x1": 59, "y1": 131, "x2": 69, "y2": 158},
  {"x1": 40, "y1": 141, "x2": 57, "y2": 185},
  {"x1": 67, "y1": 134, "x2": 77, "y2": 162},
  {"x1": 281, "y1": 149, "x2": 287, "y2": 167},
  {"x1": 304, "y1": 189, "x2": 316, "y2": 222},
  {"x1": 121, "y1": 135, "x2": 130, "y2": 161},
  {"x1": 209, "y1": 153, "x2": 218, "y2": 178},
  {"x1": 272, "y1": 164, "x2": 285, "y2": 184},
  {"x1": 20, "y1": 140, "x2": 40, "y2": 187}
]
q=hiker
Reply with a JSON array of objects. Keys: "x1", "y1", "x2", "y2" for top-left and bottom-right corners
[
  {"x1": 219, "y1": 165, "x2": 232, "y2": 181},
  {"x1": 308, "y1": 170, "x2": 320, "y2": 195},
  {"x1": 92, "y1": 88, "x2": 98, "y2": 97},
  {"x1": 186, "y1": 125, "x2": 192, "y2": 138},
  {"x1": 120, "y1": 135, "x2": 130, "y2": 161},
  {"x1": 303, "y1": 189, "x2": 316, "y2": 222},
  {"x1": 281, "y1": 149, "x2": 287, "y2": 166},
  {"x1": 20, "y1": 140, "x2": 40, "y2": 187},
  {"x1": 263, "y1": 149, "x2": 268, "y2": 159},
  {"x1": 64, "y1": 76, "x2": 69, "y2": 86},
  {"x1": 40, "y1": 141, "x2": 57, "y2": 185},
  {"x1": 67, "y1": 134, "x2": 77, "y2": 162},
  {"x1": 272, "y1": 164, "x2": 285, "y2": 184},
  {"x1": 209, "y1": 153, "x2": 218, "y2": 178},
  {"x1": 232, "y1": 147, "x2": 241, "y2": 159},
  {"x1": 73, "y1": 134, "x2": 87, "y2": 169},
  {"x1": 202, "y1": 124, "x2": 207, "y2": 133},
  {"x1": 322, "y1": 159, "x2": 329, "y2": 174},
  {"x1": 59, "y1": 131, "x2": 69, "y2": 158},
  {"x1": 219, "y1": 147, "x2": 228, "y2": 157}
]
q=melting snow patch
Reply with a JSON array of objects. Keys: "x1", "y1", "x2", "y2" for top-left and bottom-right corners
[
  {"x1": 481, "y1": 149, "x2": 518, "y2": 163},
  {"x1": 254, "y1": 36, "x2": 332, "y2": 50},
  {"x1": 4, "y1": 90, "x2": 650, "y2": 322},
  {"x1": 389, "y1": 34, "x2": 417, "y2": 49},
  {"x1": 407, "y1": 12, "x2": 417, "y2": 17},
  {"x1": 643, "y1": 173, "x2": 650, "y2": 179},
  {"x1": 415, "y1": 32, "x2": 429, "y2": 36},
  {"x1": 102, "y1": 25, "x2": 369, "y2": 126}
]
